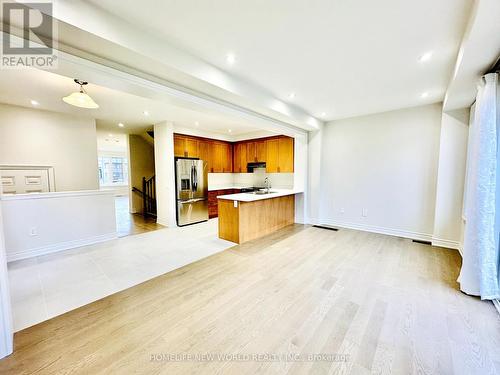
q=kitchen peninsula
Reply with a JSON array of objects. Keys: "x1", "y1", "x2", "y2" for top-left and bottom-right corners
[{"x1": 217, "y1": 189, "x2": 300, "y2": 244}]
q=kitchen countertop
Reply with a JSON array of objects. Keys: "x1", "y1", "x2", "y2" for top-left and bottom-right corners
[
  {"x1": 216, "y1": 189, "x2": 302, "y2": 202},
  {"x1": 208, "y1": 185, "x2": 253, "y2": 192}
]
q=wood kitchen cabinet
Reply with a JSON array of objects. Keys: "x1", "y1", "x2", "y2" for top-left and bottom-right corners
[
  {"x1": 198, "y1": 140, "x2": 211, "y2": 166},
  {"x1": 174, "y1": 134, "x2": 199, "y2": 158},
  {"x1": 245, "y1": 140, "x2": 267, "y2": 163},
  {"x1": 174, "y1": 133, "x2": 292, "y2": 173},
  {"x1": 233, "y1": 142, "x2": 247, "y2": 173},
  {"x1": 265, "y1": 138, "x2": 279, "y2": 173},
  {"x1": 265, "y1": 136, "x2": 294, "y2": 173},
  {"x1": 209, "y1": 188, "x2": 240, "y2": 218},
  {"x1": 174, "y1": 134, "x2": 232, "y2": 173},
  {"x1": 277, "y1": 136, "x2": 294, "y2": 172},
  {"x1": 209, "y1": 141, "x2": 233, "y2": 173},
  {"x1": 256, "y1": 140, "x2": 267, "y2": 162}
]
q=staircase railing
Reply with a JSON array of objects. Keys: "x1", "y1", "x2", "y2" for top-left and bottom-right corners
[{"x1": 142, "y1": 175, "x2": 157, "y2": 218}]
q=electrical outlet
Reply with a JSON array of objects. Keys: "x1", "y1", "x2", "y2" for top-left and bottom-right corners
[
  {"x1": 233, "y1": 200, "x2": 238, "y2": 208},
  {"x1": 362, "y1": 208, "x2": 368, "y2": 217},
  {"x1": 340, "y1": 208, "x2": 345, "y2": 214},
  {"x1": 29, "y1": 227, "x2": 38, "y2": 236}
]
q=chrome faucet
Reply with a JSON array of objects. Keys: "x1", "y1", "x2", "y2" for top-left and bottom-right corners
[{"x1": 264, "y1": 177, "x2": 271, "y2": 193}]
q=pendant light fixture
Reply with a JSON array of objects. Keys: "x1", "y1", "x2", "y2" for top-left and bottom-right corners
[{"x1": 62, "y1": 79, "x2": 99, "y2": 109}]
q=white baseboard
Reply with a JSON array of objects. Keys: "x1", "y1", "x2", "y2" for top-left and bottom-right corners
[
  {"x1": 431, "y1": 237, "x2": 461, "y2": 250},
  {"x1": 319, "y1": 218, "x2": 433, "y2": 242},
  {"x1": 6, "y1": 232, "x2": 118, "y2": 262}
]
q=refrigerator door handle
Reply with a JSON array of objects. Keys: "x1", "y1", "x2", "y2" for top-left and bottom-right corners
[
  {"x1": 180, "y1": 198, "x2": 206, "y2": 204},
  {"x1": 191, "y1": 165, "x2": 197, "y2": 192}
]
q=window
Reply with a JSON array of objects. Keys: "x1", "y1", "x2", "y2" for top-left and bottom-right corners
[{"x1": 98, "y1": 156, "x2": 128, "y2": 186}]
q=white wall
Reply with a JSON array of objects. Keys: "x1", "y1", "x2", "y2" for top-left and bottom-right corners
[
  {"x1": 0, "y1": 193, "x2": 13, "y2": 359},
  {"x1": 320, "y1": 104, "x2": 443, "y2": 240},
  {"x1": 128, "y1": 134, "x2": 155, "y2": 213},
  {"x1": 1, "y1": 191, "x2": 117, "y2": 261},
  {"x1": 154, "y1": 122, "x2": 177, "y2": 227},
  {"x1": 432, "y1": 109, "x2": 469, "y2": 248},
  {"x1": 209, "y1": 172, "x2": 294, "y2": 190},
  {"x1": 307, "y1": 125, "x2": 324, "y2": 224},
  {"x1": 0, "y1": 104, "x2": 99, "y2": 191}
]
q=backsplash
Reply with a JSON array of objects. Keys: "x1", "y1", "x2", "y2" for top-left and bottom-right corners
[{"x1": 208, "y1": 172, "x2": 294, "y2": 189}]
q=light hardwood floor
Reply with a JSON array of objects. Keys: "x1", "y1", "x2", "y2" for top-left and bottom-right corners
[
  {"x1": 1, "y1": 225, "x2": 499, "y2": 374},
  {"x1": 115, "y1": 196, "x2": 163, "y2": 237}
]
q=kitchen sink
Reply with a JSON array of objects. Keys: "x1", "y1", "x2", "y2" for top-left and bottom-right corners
[{"x1": 251, "y1": 190, "x2": 276, "y2": 195}]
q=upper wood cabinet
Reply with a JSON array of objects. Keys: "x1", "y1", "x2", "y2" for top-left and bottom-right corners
[
  {"x1": 198, "y1": 140, "x2": 211, "y2": 166},
  {"x1": 265, "y1": 138, "x2": 279, "y2": 173},
  {"x1": 256, "y1": 140, "x2": 267, "y2": 162},
  {"x1": 174, "y1": 133, "x2": 292, "y2": 174},
  {"x1": 277, "y1": 137, "x2": 294, "y2": 173},
  {"x1": 244, "y1": 140, "x2": 267, "y2": 163},
  {"x1": 265, "y1": 136, "x2": 293, "y2": 173},
  {"x1": 233, "y1": 142, "x2": 247, "y2": 173},
  {"x1": 174, "y1": 134, "x2": 233, "y2": 173},
  {"x1": 174, "y1": 134, "x2": 199, "y2": 158}
]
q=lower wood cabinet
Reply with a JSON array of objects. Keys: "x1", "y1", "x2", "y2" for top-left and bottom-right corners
[{"x1": 208, "y1": 189, "x2": 240, "y2": 218}]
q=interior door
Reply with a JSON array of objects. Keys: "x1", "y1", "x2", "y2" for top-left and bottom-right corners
[{"x1": 0, "y1": 169, "x2": 50, "y2": 194}]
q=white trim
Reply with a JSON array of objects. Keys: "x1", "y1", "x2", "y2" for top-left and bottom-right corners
[
  {"x1": 0, "y1": 165, "x2": 56, "y2": 193},
  {"x1": 431, "y1": 238, "x2": 461, "y2": 250},
  {"x1": 0, "y1": 190, "x2": 114, "y2": 201},
  {"x1": 0, "y1": 199, "x2": 13, "y2": 359},
  {"x1": 6, "y1": 232, "x2": 117, "y2": 262},
  {"x1": 320, "y1": 219, "x2": 433, "y2": 242}
]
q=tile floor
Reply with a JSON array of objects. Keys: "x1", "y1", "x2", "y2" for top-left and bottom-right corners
[{"x1": 7, "y1": 218, "x2": 234, "y2": 332}]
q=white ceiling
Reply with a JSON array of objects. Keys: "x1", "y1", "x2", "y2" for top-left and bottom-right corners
[
  {"x1": 96, "y1": 130, "x2": 128, "y2": 154},
  {"x1": 0, "y1": 68, "x2": 272, "y2": 136},
  {"x1": 88, "y1": 0, "x2": 473, "y2": 120}
]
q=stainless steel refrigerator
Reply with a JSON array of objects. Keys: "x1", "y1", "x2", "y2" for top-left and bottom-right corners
[{"x1": 175, "y1": 158, "x2": 208, "y2": 226}]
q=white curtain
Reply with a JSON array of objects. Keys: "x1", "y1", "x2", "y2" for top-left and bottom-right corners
[{"x1": 458, "y1": 73, "x2": 500, "y2": 299}]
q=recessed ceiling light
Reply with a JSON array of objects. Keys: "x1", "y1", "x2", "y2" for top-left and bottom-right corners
[
  {"x1": 30, "y1": 100, "x2": 39, "y2": 106},
  {"x1": 228, "y1": 129, "x2": 232, "y2": 133},
  {"x1": 195, "y1": 121, "x2": 200, "y2": 126},
  {"x1": 143, "y1": 110, "x2": 149, "y2": 116},
  {"x1": 108, "y1": 133, "x2": 113, "y2": 137},
  {"x1": 226, "y1": 53, "x2": 236, "y2": 65},
  {"x1": 118, "y1": 123, "x2": 124, "y2": 128},
  {"x1": 418, "y1": 51, "x2": 433, "y2": 63},
  {"x1": 421, "y1": 92, "x2": 429, "y2": 98},
  {"x1": 288, "y1": 92, "x2": 296, "y2": 99},
  {"x1": 320, "y1": 112, "x2": 326, "y2": 117}
]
